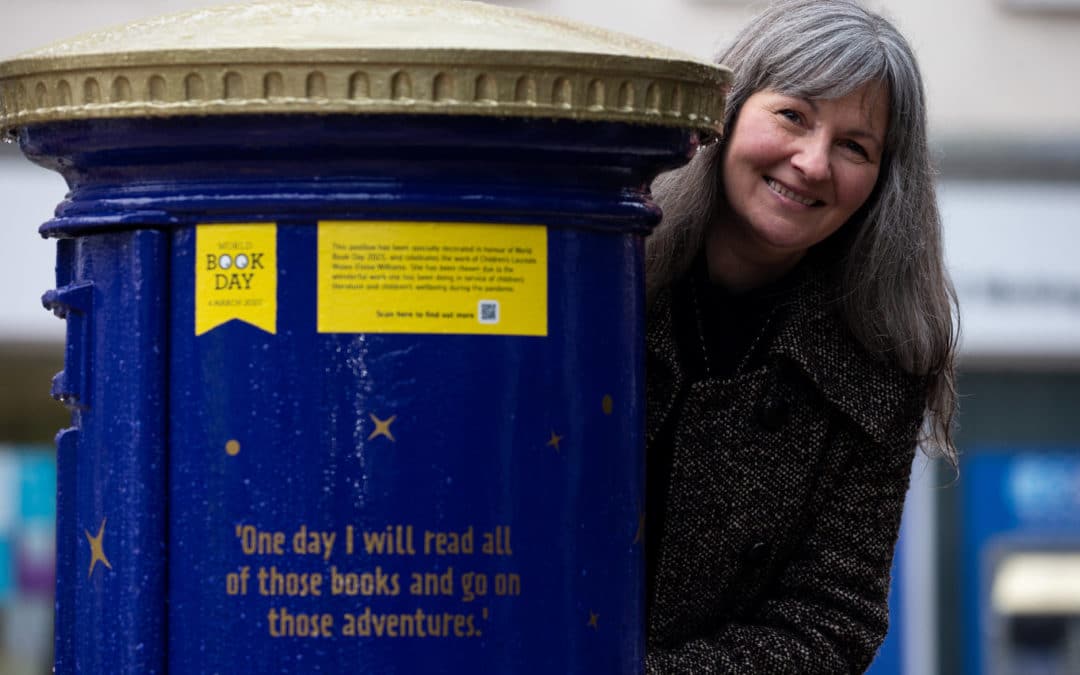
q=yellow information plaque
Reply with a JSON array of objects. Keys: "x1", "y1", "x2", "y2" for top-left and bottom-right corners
[
  {"x1": 195, "y1": 223, "x2": 278, "y2": 335},
  {"x1": 318, "y1": 221, "x2": 548, "y2": 336}
]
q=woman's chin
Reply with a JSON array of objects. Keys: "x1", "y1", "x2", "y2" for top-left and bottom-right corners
[{"x1": 746, "y1": 227, "x2": 813, "y2": 262}]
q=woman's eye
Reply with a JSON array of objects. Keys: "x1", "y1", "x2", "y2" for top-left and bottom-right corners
[
  {"x1": 842, "y1": 140, "x2": 870, "y2": 159},
  {"x1": 778, "y1": 109, "x2": 802, "y2": 124}
]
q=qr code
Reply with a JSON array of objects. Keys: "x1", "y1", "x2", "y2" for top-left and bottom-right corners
[{"x1": 478, "y1": 300, "x2": 499, "y2": 324}]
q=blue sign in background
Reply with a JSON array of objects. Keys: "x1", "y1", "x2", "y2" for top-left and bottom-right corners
[
  {"x1": 960, "y1": 449, "x2": 1080, "y2": 675},
  {"x1": 0, "y1": 448, "x2": 58, "y2": 604}
]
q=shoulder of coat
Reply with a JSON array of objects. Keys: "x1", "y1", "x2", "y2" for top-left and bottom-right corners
[{"x1": 769, "y1": 273, "x2": 927, "y2": 447}]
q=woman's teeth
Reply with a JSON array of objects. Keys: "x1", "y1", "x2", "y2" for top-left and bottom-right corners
[{"x1": 766, "y1": 178, "x2": 817, "y2": 206}]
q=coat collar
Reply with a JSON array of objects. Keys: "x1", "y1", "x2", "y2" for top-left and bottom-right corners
[
  {"x1": 767, "y1": 270, "x2": 927, "y2": 445},
  {"x1": 648, "y1": 265, "x2": 927, "y2": 446}
]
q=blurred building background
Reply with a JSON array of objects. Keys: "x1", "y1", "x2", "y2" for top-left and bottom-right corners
[{"x1": 1, "y1": 0, "x2": 1078, "y2": 673}]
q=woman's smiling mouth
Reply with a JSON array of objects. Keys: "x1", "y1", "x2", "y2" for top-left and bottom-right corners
[{"x1": 766, "y1": 177, "x2": 821, "y2": 207}]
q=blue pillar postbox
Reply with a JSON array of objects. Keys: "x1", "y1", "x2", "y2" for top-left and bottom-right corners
[{"x1": 0, "y1": 2, "x2": 729, "y2": 672}]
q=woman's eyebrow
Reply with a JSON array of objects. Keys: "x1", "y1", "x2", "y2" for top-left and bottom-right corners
[{"x1": 845, "y1": 128, "x2": 881, "y2": 142}]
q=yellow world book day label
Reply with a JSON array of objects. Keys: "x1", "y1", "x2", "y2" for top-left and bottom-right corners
[
  {"x1": 195, "y1": 223, "x2": 278, "y2": 335},
  {"x1": 318, "y1": 221, "x2": 547, "y2": 336}
]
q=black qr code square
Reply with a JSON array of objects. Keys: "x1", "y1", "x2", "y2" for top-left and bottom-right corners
[{"x1": 478, "y1": 300, "x2": 499, "y2": 324}]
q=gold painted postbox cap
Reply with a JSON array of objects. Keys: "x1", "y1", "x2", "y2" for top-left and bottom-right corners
[{"x1": 0, "y1": 0, "x2": 731, "y2": 137}]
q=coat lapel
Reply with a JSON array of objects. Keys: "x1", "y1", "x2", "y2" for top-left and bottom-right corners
[{"x1": 768, "y1": 273, "x2": 926, "y2": 446}]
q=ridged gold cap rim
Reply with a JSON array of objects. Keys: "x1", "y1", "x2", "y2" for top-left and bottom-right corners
[{"x1": 0, "y1": 1, "x2": 731, "y2": 137}]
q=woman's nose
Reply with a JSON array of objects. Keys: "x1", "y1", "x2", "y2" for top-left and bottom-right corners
[{"x1": 791, "y1": 136, "x2": 831, "y2": 182}]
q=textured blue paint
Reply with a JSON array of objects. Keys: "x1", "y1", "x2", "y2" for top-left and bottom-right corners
[
  {"x1": 47, "y1": 231, "x2": 169, "y2": 674},
  {"x1": 25, "y1": 113, "x2": 698, "y2": 673}
]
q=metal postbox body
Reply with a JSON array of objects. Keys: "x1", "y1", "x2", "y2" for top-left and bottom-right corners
[{"x1": 0, "y1": 2, "x2": 730, "y2": 672}]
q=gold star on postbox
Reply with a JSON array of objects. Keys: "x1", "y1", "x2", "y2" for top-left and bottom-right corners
[
  {"x1": 546, "y1": 430, "x2": 563, "y2": 452},
  {"x1": 85, "y1": 518, "x2": 113, "y2": 578},
  {"x1": 368, "y1": 413, "x2": 396, "y2": 442},
  {"x1": 587, "y1": 611, "x2": 600, "y2": 630}
]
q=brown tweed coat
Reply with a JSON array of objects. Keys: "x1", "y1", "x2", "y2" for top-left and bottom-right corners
[{"x1": 644, "y1": 268, "x2": 927, "y2": 674}]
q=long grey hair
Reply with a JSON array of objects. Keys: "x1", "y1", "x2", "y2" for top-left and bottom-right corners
[{"x1": 647, "y1": 0, "x2": 958, "y2": 463}]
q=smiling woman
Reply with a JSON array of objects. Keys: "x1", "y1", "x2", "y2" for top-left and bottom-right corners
[
  {"x1": 643, "y1": 0, "x2": 958, "y2": 672},
  {"x1": 708, "y1": 82, "x2": 889, "y2": 291}
]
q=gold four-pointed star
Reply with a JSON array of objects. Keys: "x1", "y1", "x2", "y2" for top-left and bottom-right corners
[
  {"x1": 368, "y1": 413, "x2": 397, "y2": 441},
  {"x1": 546, "y1": 430, "x2": 563, "y2": 452},
  {"x1": 587, "y1": 611, "x2": 600, "y2": 630},
  {"x1": 85, "y1": 518, "x2": 113, "y2": 578}
]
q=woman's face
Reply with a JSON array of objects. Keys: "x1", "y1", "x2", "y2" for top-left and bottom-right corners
[{"x1": 716, "y1": 81, "x2": 889, "y2": 274}]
